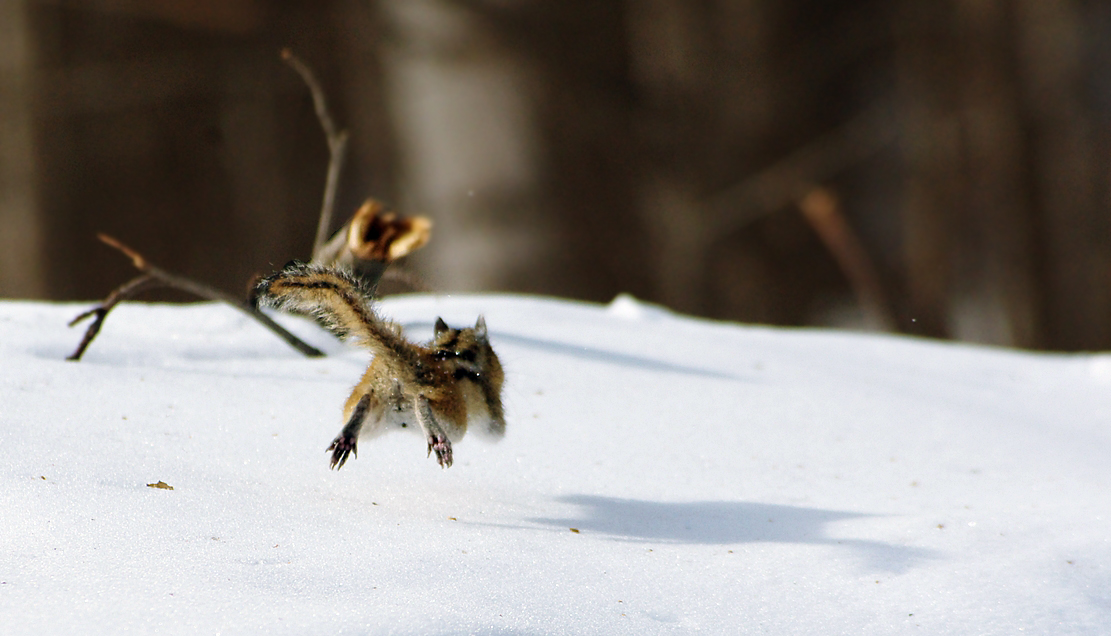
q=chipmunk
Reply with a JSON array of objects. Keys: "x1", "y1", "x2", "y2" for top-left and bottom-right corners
[{"x1": 254, "y1": 262, "x2": 505, "y2": 469}]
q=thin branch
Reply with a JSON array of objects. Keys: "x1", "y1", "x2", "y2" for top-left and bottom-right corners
[
  {"x1": 67, "y1": 234, "x2": 325, "y2": 361},
  {"x1": 316, "y1": 134, "x2": 350, "y2": 255},
  {"x1": 280, "y1": 48, "x2": 341, "y2": 146},
  {"x1": 67, "y1": 273, "x2": 160, "y2": 361},
  {"x1": 281, "y1": 48, "x2": 351, "y2": 258},
  {"x1": 798, "y1": 188, "x2": 896, "y2": 331}
]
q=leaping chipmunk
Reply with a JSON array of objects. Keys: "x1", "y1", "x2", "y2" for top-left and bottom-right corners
[{"x1": 254, "y1": 262, "x2": 505, "y2": 469}]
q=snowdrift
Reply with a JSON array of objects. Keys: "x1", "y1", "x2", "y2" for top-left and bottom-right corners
[{"x1": 2, "y1": 295, "x2": 1109, "y2": 633}]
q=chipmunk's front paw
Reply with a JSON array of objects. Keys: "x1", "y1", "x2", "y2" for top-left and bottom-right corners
[
  {"x1": 426, "y1": 434, "x2": 453, "y2": 468},
  {"x1": 328, "y1": 433, "x2": 358, "y2": 470}
]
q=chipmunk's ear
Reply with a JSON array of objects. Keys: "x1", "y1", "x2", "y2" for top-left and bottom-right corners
[
  {"x1": 474, "y1": 315, "x2": 488, "y2": 340},
  {"x1": 434, "y1": 317, "x2": 450, "y2": 335}
]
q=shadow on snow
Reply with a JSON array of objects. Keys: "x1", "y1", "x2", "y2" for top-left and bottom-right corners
[
  {"x1": 530, "y1": 494, "x2": 935, "y2": 573},
  {"x1": 484, "y1": 330, "x2": 743, "y2": 382}
]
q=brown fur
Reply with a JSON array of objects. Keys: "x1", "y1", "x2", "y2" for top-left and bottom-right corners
[{"x1": 255, "y1": 262, "x2": 505, "y2": 469}]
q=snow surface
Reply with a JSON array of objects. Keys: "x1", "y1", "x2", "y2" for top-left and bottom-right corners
[{"x1": 1, "y1": 294, "x2": 1109, "y2": 634}]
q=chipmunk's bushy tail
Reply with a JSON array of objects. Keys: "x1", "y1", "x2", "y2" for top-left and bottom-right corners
[{"x1": 254, "y1": 262, "x2": 413, "y2": 363}]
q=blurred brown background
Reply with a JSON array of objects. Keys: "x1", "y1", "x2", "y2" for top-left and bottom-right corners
[{"x1": 2, "y1": 0, "x2": 1110, "y2": 351}]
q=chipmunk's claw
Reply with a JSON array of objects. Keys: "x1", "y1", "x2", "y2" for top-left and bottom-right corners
[
  {"x1": 427, "y1": 434, "x2": 453, "y2": 468},
  {"x1": 328, "y1": 434, "x2": 358, "y2": 470}
]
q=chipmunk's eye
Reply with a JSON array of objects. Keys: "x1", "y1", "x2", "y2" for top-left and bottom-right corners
[{"x1": 457, "y1": 349, "x2": 477, "y2": 362}]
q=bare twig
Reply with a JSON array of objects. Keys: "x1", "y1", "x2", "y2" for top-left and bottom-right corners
[
  {"x1": 281, "y1": 48, "x2": 350, "y2": 258},
  {"x1": 67, "y1": 273, "x2": 160, "y2": 360},
  {"x1": 67, "y1": 234, "x2": 325, "y2": 361},
  {"x1": 798, "y1": 188, "x2": 896, "y2": 331}
]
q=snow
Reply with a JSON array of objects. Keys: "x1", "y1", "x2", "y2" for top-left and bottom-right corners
[{"x1": 1, "y1": 294, "x2": 1109, "y2": 634}]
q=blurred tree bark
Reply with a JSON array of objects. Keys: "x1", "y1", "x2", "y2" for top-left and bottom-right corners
[
  {"x1": 21, "y1": 0, "x2": 395, "y2": 302},
  {"x1": 952, "y1": 0, "x2": 1041, "y2": 348},
  {"x1": 892, "y1": 0, "x2": 960, "y2": 339},
  {"x1": 376, "y1": 0, "x2": 551, "y2": 293},
  {"x1": 512, "y1": 2, "x2": 651, "y2": 301},
  {"x1": 0, "y1": 0, "x2": 45, "y2": 298},
  {"x1": 625, "y1": 0, "x2": 720, "y2": 315},
  {"x1": 1016, "y1": 0, "x2": 1111, "y2": 350},
  {"x1": 7, "y1": 0, "x2": 1111, "y2": 351},
  {"x1": 626, "y1": 0, "x2": 828, "y2": 320},
  {"x1": 377, "y1": 0, "x2": 649, "y2": 301}
]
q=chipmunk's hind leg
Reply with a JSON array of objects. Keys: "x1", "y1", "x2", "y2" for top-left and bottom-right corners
[
  {"x1": 329, "y1": 393, "x2": 371, "y2": 470},
  {"x1": 414, "y1": 395, "x2": 453, "y2": 468}
]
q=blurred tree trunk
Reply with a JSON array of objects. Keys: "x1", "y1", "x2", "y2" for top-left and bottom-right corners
[
  {"x1": 21, "y1": 1, "x2": 385, "y2": 301},
  {"x1": 626, "y1": 0, "x2": 775, "y2": 316},
  {"x1": 332, "y1": 0, "x2": 401, "y2": 220},
  {"x1": 625, "y1": 0, "x2": 713, "y2": 314},
  {"x1": 9, "y1": 0, "x2": 1111, "y2": 351},
  {"x1": 1015, "y1": 0, "x2": 1111, "y2": 350},
  {"x1": 377, "y1": 0, "x2": 552, "y2": 293},
  {"x1": 378, "y1": 0, "x2": 650, "y2": 301},
  {"x1": 952, "y1": 0, "x2": 1041, "y2": 347},
  {"x1": 892, "y1": 0, "x2": 960, "y2": 339},
  {"x1": 520, "y1": 2, "x2": 650, "y2": 301},
  {"x1": 0, "y1": 0, "x2": 45, "y2": 298}
]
